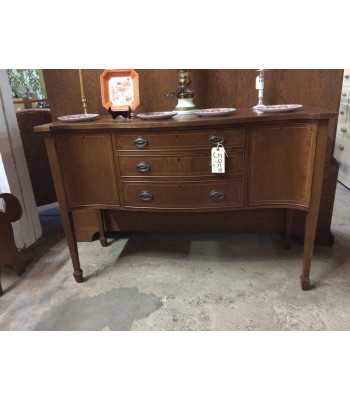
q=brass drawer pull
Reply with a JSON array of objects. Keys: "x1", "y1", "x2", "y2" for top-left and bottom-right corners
[
  {"x1": 338, "y1": 144, "x2": 345, "y2": 150},
  {"x1": 210, "y1": 190, "x2": 224, "y2": 200},
  {"x1": 133, "y1": 137, "x2": 148, "y2": 147},
  {"x1": 340, "y1": 128, "x2": 347, "y2": 133},
  {"x1": 139, "y1": 191, "x2": 153, "y2": 201},
  {"x1": 136, "y1": 162, "x2": 150, "y2": 172},
  {"x1": 209, "y1": 135, "x2": 224, "y2": 144}
]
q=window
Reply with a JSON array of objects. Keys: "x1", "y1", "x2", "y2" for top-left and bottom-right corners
[{"x1": 6, "y1": 69, "x2": 46, "y2": 99}]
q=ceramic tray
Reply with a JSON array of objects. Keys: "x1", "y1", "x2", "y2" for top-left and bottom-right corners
[
  {"x1": 255, "y1": 104, "x2": 303, "y2": 113},
  {"x1": 137, "y1": 111, "x2": 177, "y2": 120},
  {"x1": 193, "y1": 108, "x2": 236, "y2": 117},
  {"x1": 100, "y1": 69, "x2": 140, "y2": 111},
  {"x1": 57, "y1": 114, "x2": 99, "y2": 122}
]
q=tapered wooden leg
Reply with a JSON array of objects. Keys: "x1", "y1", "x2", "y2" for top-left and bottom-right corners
[
  {"x1": 301, "y1": 211, "x2": 318, "y2": 291},
  {"x1": 61, "y1": 211, "x2": 83, "y2": 283},
  {"x1": 300, "y1": 275, "x2": 311, "y2": 291},
  {"x1": 96, "y1": 209, "x2": 107, "y2": 247},
  {"x1": 284, "y1": 209, "x2": 293, "y2": 249},
  {"x1": 300, "y1": 120, "x2": 328, "y2": 290}
]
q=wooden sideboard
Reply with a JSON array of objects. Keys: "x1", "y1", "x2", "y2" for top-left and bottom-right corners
[{"x1": 35, "y1": 108, "x2": 337, "y2": 290}]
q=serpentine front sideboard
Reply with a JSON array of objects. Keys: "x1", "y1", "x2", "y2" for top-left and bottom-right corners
[{"x1": 35, "y1": 108, "x2": 337, "y2": 290}]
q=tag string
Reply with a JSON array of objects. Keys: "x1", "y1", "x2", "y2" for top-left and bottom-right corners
[{"x1": 216, "y1": 143, "x2": 228, "y2": 157}]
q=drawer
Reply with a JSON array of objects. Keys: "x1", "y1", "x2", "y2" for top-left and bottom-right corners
[
  {"x1": 115, "y1": 128, "x2": 245, "y2": 151},
  {"x1": 118, "y1": 151, "x2": 244, "y2": 178},
  {"x1": 121, "y1": 179, "x2": 244, "y2": 209}
]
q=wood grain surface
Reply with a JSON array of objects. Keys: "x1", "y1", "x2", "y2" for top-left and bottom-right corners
[{"x1": 43, "y1": 69, "x2": 343, "y2": 119}]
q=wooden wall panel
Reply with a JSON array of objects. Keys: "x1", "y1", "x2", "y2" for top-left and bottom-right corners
[{"x1": 43, "y1": 69, "x2": 342, "y2": 118}]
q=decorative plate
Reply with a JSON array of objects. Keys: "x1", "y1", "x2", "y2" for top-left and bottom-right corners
[
  {"x1": 137, "y1": 111, "x2": 178, "y2": 120},
  {"x1": 255, "y1": 104, "x2": 303, "y2": 113},
  {"x1": 57, "y1": 114, "x2": 99, "y2": 122},
  {"x1": 193, "y1": 108, "x2": 236, "y2": 117},
  {"x1": 100, "y1": 69, "x2": 140, "y2": 111}
]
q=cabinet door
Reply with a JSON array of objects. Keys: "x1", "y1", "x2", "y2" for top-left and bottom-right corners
[
  {"x1": 248, "y1": 124, "x2": 317, "y2": 208},
  {"x1": 55, "y1": 133, "x2": 120, "y2": 208}
]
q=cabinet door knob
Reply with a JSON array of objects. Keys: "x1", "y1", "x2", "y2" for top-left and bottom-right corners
[
  {"x1": 340, "y1": 111, "x2": 345, "y2": 115},
  {"x1": 139, "y1": 191, "x2": 153, "y2": 201},
  {"x1": 342, "y1": 92, "x2": 347, "y2": 97},
  {"x1": 136, "y1": 162, "x2": 150, "y2": 172},
  {"x1": 345, "y1": 74, "x2": 350, "y2": 79},
  {"x1": 133, "y1": 137, "x2": 148, "y2": 147},
  {"x1": 209, "y1": 135, "x2": 224, "y2": 144},
  {"x1": 338, "y1": 144, "x2": 345, "y2": 150},
  {"x1": 210, "y1": 190, "x2": 224, "y2": 200},
  {"x1": 340, "y1": 128, "x2": 347, "y2": 133}
]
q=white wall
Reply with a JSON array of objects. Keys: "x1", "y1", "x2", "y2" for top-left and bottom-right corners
[{"x1": 0, "y1": 69, "x2": 42, "y2": 248}]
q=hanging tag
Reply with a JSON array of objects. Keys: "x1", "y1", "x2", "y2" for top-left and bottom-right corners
[
  {"x1": 256, "y1": 76, "x2": 264, "y2": 90},
  {"x1": 211, "y1": 145, "x2": 226, "y2": 173}
]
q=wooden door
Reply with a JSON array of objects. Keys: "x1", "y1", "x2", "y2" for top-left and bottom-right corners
[
  {"x1": 248, "y1": 123, "x2": 317, "y2": 209},
  {"x1": 54, "y1": 133, "x2": 120, "y2": 208}
]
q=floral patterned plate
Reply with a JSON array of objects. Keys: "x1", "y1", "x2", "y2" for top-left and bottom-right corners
[
  {"x1": 193, "y1": 108, "x2": 236, "y2": 117},
  {"x1": 57, "y1": 114, "x2": 99, "y2": 122},
  {"x1": 255, "y1": 104, "x2": 303, "y2": 113},
  {"x1": 137, "y1": 112, "x2": 178, "y2": 120}
]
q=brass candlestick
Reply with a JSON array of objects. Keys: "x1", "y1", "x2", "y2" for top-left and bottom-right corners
[
  {"x1": 79, "y1": 69, "x2": 87, "y2": 114},
  {"x1": 81, "y1": 97, "x2": 87, "y2": 114}
]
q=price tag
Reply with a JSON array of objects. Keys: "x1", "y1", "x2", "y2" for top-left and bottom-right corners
[
  {"x1": 211, "y1": 145, "x2": 226, "y2": 173},
  {"x1": 256, "y1": 76, "x2": 264, "y2": 90}
]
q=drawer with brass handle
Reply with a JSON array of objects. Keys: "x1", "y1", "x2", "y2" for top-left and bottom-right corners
[
  {"x1": 115, "y1": 128, "x2": 245, "y2": 150},
  {"x1": 118, "y1": 151, "x2": 244, "y2": 178},
  {"x1": 121, "y1": 179, "x2": 244, "y2": 209}
]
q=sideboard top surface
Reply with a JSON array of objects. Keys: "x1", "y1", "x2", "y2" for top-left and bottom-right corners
[{"x1": 34, "y1": 107, "x2": 337, "y2": 133}]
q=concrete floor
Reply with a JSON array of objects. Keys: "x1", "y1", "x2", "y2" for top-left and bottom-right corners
[{"x1": 0, "y1": 183, "x2": 349, "y2": 330}]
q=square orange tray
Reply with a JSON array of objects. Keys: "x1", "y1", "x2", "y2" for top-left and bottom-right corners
[{"x1": 100, "y1": 69, "x2": 140, "y2": 111}]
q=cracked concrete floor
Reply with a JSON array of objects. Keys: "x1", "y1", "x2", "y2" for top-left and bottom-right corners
[{"x1": 0, "y1": 183, "x2": 349, "y2": 331}]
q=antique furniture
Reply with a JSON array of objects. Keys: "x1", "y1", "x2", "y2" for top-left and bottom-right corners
[
  {"x1": 334, "y1": 69, "x2": 350, "y2": 188},
  {"x1": 35, "y1": 107, "x2": 337, "y2": 290},
  {"x1": 0, "y1": 193, "x2": 25, "y2": 296}
]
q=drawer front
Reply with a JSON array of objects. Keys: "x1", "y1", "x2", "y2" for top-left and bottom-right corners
[
  {"x1": 118, "y1": 151, "x2": 244, "y2": 178},
  {"x1": 115, "y1": 128, "x2": 245, "y2": 151},
  {"x1": 121, "y1": 179, "x2": 244, "y2": 209}
]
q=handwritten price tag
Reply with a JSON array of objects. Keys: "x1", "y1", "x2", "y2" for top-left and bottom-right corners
[{"x1": 211, "y1": 146, "x2": 226, "y2": 173}]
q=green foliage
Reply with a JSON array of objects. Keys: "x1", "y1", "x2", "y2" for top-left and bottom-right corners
[{"x1": 7, "y1": 69, "x2": 45, "y2": 99}]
